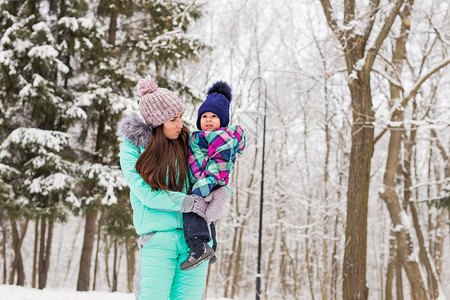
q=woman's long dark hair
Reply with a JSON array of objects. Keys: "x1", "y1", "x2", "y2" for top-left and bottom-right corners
[{"x1": 135, "y1": 125, "x2": 190, "y2": 192}]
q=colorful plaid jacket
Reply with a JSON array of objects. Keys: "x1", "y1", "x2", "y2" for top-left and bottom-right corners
[{"x1": 189, "y1": 125, "x2": 246, "y2": 197}]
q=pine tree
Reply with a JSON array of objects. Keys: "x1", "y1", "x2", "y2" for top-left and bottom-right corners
[
  {"x1": 0, "y1": 0, "x2": 79, "y2": 288},
  {"x1": 1, "y1": 0, "x2": 208, "y2": 291}
]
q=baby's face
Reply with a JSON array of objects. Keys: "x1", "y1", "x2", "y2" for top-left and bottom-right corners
[{"x1": 200, "y1": 112, "x2": 220, "y2": 131}]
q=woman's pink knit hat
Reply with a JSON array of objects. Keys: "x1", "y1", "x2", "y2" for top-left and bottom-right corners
[{"x1": 136, "y1": 77, "x2": 183, "y2": 127}]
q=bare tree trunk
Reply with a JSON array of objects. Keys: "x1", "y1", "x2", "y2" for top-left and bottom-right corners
[
  {"x1": 64, "y1": 218, "x2": 83, "y2": 281},
  {"x1": 264, "y1": 224, "x2": 278, "y2": 297},
  {"x1": 385, "y1": 231, "x2": 396, "y2": 300},
  {"x1": 330, "y1": 213, "x2": 339, "y2": 300},
  {"x1": 9, "y1": 218, "x2": 18, "y2": 285},
  {"x1": 9, "y1": 218, "x2": 28, "y2": 286},
  {"x1": 342, "y1": 79, "x2": 373, "y2": 300},
  {"x1": 112, "y1": 239, "x2": 118, "y2": 292},
  {"x1": 430, "y1": 129, "x2": 449, "y2": 275},
  {"x1": 32, "y1": 217, "x2": 39, "y2": 288},
  {"x1": 77, "y1": 209, "x2": 98, "y2": 291},
  {"x1": 230, "y1": 225, "x2": 244, "y2": 298},
  {"x1": 43, "y1": 220, "x2": 53, "y2": 285},
  {"x1": 17, "y1": 218, "x2": 28, "y2": 286},
  {"x1": 108, "y1": 8, "x2": 118, "y2": 46},
  {"x1": 380, "y1": 120, "x2": 428, "y2": 299},
  {"x1": 282, "y1": 229, "x2": 299, "y2": 300},
  {"x1": 92, "y1": 208, "x2": 105, "y2": 291},
  {"x1": 38, "y1": 218, "x2": 53, "y2": 289},
  {"x1": 404, "y1": 128, "x2": 440, "y2": 299},
  {"x1": 126, "y1": 237, "x2": 136, "y2": 293},
  {"x1": 38, "y1": 217, "x2": 46, "y2": 289},
  {"x1": 331, "y1": 159, "x2": 344, "y2": 300},
  {"x1": 395, "y1": 251, "x2": 404, "y2": 300},
  {"x1": 319, "y1": 1, "x2": 406, "y2": 298},
  {"x1": 223, "y1": 214, "x2": 239, "y2": 297},
  {"x1": 304, "y1": 206, "x2": 315, "y2": 300},
  {"x1": 104, "y1": 235, "x2": 111, "y2": 288},
  {"x1": 0, "y1": 209, "x2": 7, "y2": 284},
  {"x1": 379, "y1": 1, "x2": 437, "y2": 298},
  {"x1": 312, "y1": 22, "x2": 332, "y2": 300},
  {"x1": 433, "y1": 209, "x2": 447, "y2": 275}
]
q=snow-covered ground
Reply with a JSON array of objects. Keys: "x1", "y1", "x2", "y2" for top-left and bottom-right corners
[
  {"x1": 0, "y1": 285, "x2": 134, "y2": 300},
  {"x1": 0, "y1": 284, "x2": 231, "y2": 300}
]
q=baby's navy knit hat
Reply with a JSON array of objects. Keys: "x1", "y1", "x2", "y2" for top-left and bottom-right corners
[{"x1": 196, "y1": 81, "x2": 232, "y2": 130}]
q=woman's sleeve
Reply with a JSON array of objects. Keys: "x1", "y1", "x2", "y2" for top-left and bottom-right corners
[{"x1": 119, "y1": 138, "x2": 194, "y2": 212}]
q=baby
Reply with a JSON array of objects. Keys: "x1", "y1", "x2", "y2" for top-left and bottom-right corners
[{"x1": 180, "y1": 81, "x2": 246, "y2": 270}]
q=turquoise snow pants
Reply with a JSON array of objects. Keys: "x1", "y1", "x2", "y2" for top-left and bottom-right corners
[{"x1": 134, "y1": 229, "x2": 209, "y2": 300}]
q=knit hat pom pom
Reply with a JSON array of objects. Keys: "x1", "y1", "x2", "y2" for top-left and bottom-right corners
[
  {"x1": 137, "y1": 78, "x2": 158, "y2": 97},
  {"x1": 207, "y1": 81, "x2": 232, "y2": 102}
]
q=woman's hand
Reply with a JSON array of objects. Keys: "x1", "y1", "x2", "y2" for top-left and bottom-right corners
[{"x1": 205, "y1": 186, "x2": 231, "y2": 222}]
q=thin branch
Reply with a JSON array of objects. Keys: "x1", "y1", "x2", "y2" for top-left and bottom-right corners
[
  {"x1": 375, "y1": 59, "x2": 449, "y2": 143},
  {"x1": 374, "y1": 128, "x2": 388, "y2": 145},
  {"x1": 319, "y1": 0, "x2": 346, "y2": 47},
  {"x1": 365, "y1": 0, "x2": 405, "y2": 74},
  {"x1": 372, "y1": 68, "x2": 404, "y2": 91},
  {"x1": 357, "y1": 0, "x2": 381, "y2": 52},
  {"x1": 400, "y1": 58, "x2": 450, "y2": 107},
  {"x1": 430, "y1": 129, "x2": 449, "y2": 162},
  {"x1": 344, "y1": 0, "x2": 355, "y2": 26}
]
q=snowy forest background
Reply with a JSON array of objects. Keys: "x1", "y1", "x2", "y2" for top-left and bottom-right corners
[{"x1": 0, "y1": 0, "x2": 449, "y2": 299}]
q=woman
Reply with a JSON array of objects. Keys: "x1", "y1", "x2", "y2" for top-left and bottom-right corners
[{"x1": 118, "y1": 77, "x2": 229, "y2": 299}]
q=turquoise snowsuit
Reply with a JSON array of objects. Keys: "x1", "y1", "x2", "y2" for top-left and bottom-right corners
[{"x1": 119, "y1": 120, "x2": 210, "y2": 300}]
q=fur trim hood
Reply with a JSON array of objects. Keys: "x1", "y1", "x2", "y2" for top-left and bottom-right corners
[{"x1": 117, "y1": 115, "x2": 153, "y2": 147}]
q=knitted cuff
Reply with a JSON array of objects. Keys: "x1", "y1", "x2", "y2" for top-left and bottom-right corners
[{"x1": 181, "y1": 195, "x2": 195, "y2": 213}]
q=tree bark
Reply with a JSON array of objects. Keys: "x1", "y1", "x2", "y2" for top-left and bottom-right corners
[
  {"x1": 385, "y1": 231, "x2": 395, "y2": 300},
  {"x1": 305, "y1": 206, "x2": 315, "y2": 300},
  {"x1": 342, "y1": 80, "x2": 373, "y2": 300},
  {"x1": 330, "y1": 213, "x2": 339, "y2": 300},
  {"x1": 9, "y1": 218, "x2": 18, "y2": 285},
  {"x1": 0, "y1": 209, "x2": 7, "y2": 284},
  {"x1": 429, "y1": 129, "x2": 449, "y2": 275},
  {"x1": 108, "y1": 8, "x2": 118, "y2": 46},
  {"x1": 43, "y1": 220, "x2": 53, "y2": 286},
  {"x1": 404, "y1": 127, "x2": 440, "y2": 299},
  {"x1": 104, "y1": 235, "x2": 111, "y2": 288},
  {"x1": 38, "y1": 217, "x2": 46, "y2": 289},
  {"x1": 380, "y1": 2, "x2": 441, "y2": 298},
  {"x1": 17, "y1": 218, "x2": 28, "y2": 286},
  {"x1": 38, "y1": 218, "x2": 53, "y2": 289},
  {"x1": 126, "y1": 237, "x2": 136, "y2": 293},
  {"x1": 319, "y1": 1, "x2": 405, "y2": 299},
  {"x1": 112, "y1": 239, "x2": 118, "y2": 292},
  {"x1": 9, "y1": 218, "x2": 28, "y2": 286},
  {"x1": 395, "y1": 250, "x2": 404, "y2": 300},
  {"x1": 92, "y1": 208, "x2": 105, "y2": 291},
  {"x1": 32, "y1": 217, "x2": 39, "y2": 288},
  {"x1": 77, "y1": 209, "x2": 98, "y2": 291}
]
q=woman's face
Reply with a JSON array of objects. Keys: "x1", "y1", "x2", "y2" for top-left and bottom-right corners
[{"x1": 163, "y1": 112, "x2": 184, "y2": 140}]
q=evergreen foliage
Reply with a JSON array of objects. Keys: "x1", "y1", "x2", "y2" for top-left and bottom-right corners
[
  {"x1": 0, "y1": 0, "x2": 206, "y2": 288},
  {"x1": 424, "y1": 189, "x2": 450, "y2": 210}
]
